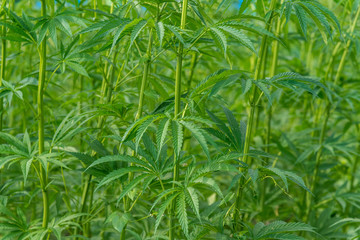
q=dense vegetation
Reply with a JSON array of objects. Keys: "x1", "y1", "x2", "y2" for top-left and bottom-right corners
[{"x1": 0, "y1": 0, "x2": 360, "y2": 239}]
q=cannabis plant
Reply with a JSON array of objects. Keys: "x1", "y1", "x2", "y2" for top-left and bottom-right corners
[{"x1": 1, "y1": 0, "x2": 360, "y2": 239}]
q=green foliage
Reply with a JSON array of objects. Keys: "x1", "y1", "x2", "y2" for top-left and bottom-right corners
[{"x1": 0, "y1": 1, "x2": 359, "y2": 240}]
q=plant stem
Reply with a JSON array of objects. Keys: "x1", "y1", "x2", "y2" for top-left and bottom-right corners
[
  {"x1": 37, "y1": 0, "x2": 49, "y2": 231},
  {"x1": 187, "y1": 52, "x2": 198, "y2": 91},
  {"x1": 135, "y1": 29, "x2": 153, "y2": 121},
  {"x1": 174, "y1": 0, "x2": 188, "y2": 119},
  {"x1": 266, "y1": 14, "x2": 281, "y2": 152},
  {"x1": 79, "y1": 75, "x2": 84, "y2": 151},
  {"x1": 261, "y1": 5, "x2": 282, "y2": 212},
  {"x1": 233, "y1": 0, "x2": 277, "y2": 229},
  {"x1": 170, "y1": 0, "x2": 188, "y2": 239},
  {"x1": 182, "y1": 52, "x2": 199, "y2": 152},
  {"x1": 0, "y1": 8, "x2": 6, "y2": 131},
  {"x1": 93, "y1": 0, "x2": 96, "y2": 19}
]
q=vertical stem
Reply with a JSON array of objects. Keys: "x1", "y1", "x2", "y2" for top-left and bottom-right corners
[
  {"x1": 266, "y1": 13, "x2": 282, "y2": 151},
  {"x1": 174, "y1": 0, "x2": 188, "y2": 119},
  {"x1": 79, "y1": 75, "x2": 84, "y2": 151},
  {"x1": 187, "y1": 52, "x2": 197, "y2": 91},
  {"x1": 0, "y1": 7, "x2": 6, "y2": 131},
  {"x1": 233, "y1": 0, "x2": 277, "y2": 229},
  {"x1": 170, "y1": 1, "x2": 188, "y2": 239},
  {"x1": 182, "y1": 53, "x2": 198, "y2": 152},
  {"x1": 304, "y1": 104, "x2": 330, "y2": 222},
  {"x1": 261, "y1": 3, "x2": 283, "y2": 212},
  {"x1": 135, "y1": 29, "x2": 153, "y2": 120},
  {"x1": 38, "y1": 0, "x2": 49, "y2": 231},
  {"x1": 93, "y1": 0, "x2": 97, "y2": 19}
]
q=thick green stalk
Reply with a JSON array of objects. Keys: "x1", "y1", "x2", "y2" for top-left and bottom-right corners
[
  {"x1": 93, "y1": 0, "x2": 96, "y2": 19},
  {"x1": 261, "y1": 7, "x2": 282, "y2": 212},
  {"x1": 174, "y1": 0, "x2": 187, "y2": 119},
  {"x1": 135, "y1": 29, "x2": 153, "y2": 120},
  {"x1": 38, "y1": 0, "x2": 49, "y2": 231},
  {"x1": 266, "y1": 13, "x2": 282, "y2": 152},
  {"x1": 233, "y1": 104, "x2": 256, "y2": 226},
  {"x1": 253, "y1": 44, "x2": 269, "y2": 137},
  {"x1": 170, "y1": 1, "x2": 188, "y2": 239},
  {"x1": 233, "y1": 0, "x2": 277, "y2": 229},
  {"x1": 38, "y1": 0, "x2": 48, "y2": 224},
  {"x1": 187, "y1": 52, "x2": 197, "y2": 91},
  {"x1": 0, "y1": 9, "x2": 6, "y2": 131}
]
